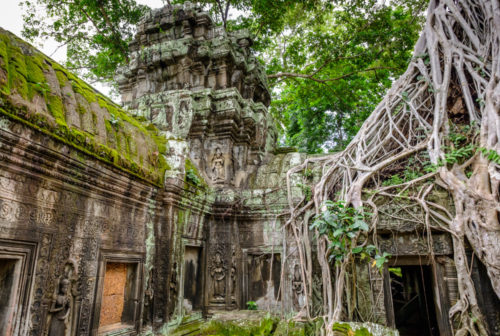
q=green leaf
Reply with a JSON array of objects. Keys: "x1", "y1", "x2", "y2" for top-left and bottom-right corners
[
  {"x1": 333, "y1": 228, "x2": 344, "y2": 237},
  {"x1": 352, "y1": 247, "x2": 363, "y2": 254}
]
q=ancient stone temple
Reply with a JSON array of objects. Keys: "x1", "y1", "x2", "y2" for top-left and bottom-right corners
[{"x1": 0, "y1": 3, "x2": 498, "y2": 336}]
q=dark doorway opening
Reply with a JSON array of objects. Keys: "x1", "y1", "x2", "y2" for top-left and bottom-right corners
[
  {"x1": 184, "y1": 246, "x2": 203, "y2": 311},
  {"x1": 389, "y1": 265, "x2": 439, "y2": 336},
  {"x1": 0, "y1": 259, "x2": 19, "y2": 335},
  {"x1": 468, "y1": 251, "x2": 500, "y2": 335},
  {"x1": 247, "y1": 253, "x2": 281, "y2": 302}
]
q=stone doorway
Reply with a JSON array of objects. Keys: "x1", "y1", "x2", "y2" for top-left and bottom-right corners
[
  {"x1": 243, "y1": 252, "x2": 281, "y2": 310},
  {"x1": 388, "y1": 265, "x2": 439, "y2": 336},
  {"x1": 0, "y1": 258, "x2": 20, "y2": 335},
  {"x1": 92, "y1": 252, "x2": 143, "y2": 335},
  {"x1": 0, "y1": 240, "x2": 37, "y2": 336},
  {"x1": 183, "y1": 246, "x2": 203, "y2": 312}
]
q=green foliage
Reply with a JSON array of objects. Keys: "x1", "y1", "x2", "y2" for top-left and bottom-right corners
[
  {"x1": 172, "y1": 0, "x2": 312, "y2": 33},
  {"x1": 246, "y1": 301, "x2": 258, "y2": 310},
  {"x1": 185, "y1": 158, "x2": 207, "y2": 188},
  {"x1": 479, "y1": 147, "x2": 500, "y2": 165},
  {"x1": 311, "y1": 200, "x2": 391, "y2": 270},
  {"x1": 373, "y1": 252, "x2": 391, "y2": 269},
  {"x1": 382, "y1": 174, "x2": 404, "y2": 187},
  {"x1": 22, "y1": 0, "x2": 425, "y2": 152},
  {"x1": 311, "y1": 200, "x2": 382, "y2": 267},
  {"x1": 440, "y1": 123, "x2": 479, "y2": 166},
  {"x1": 200, "y1": 315, "x2": 279, "y2": 336},
  {"x1": 266, "y1": 0, "x2": 427, "y2": 153},
  {"x1": 297, "y1": 182, "x2": 312, "y2": 202},
  {"x1": 382, "y1": 153, "x2": 432, "y2": 187},
  {"x1": 303, "y1": 169, "x2": 314, "y2": 179},
  {"x1": 443, "y1": 143, "x2": 476, "y2": 165},
  {"x1": 186, "y1": 169, "x2": 201, "y2": 186},
  {"x1": 389, "y1": 267, "x2": 402, "y2": 277},
  {"x1": 21, "y1": 0, "x2": 148, "y2": 83},
  {"x1": 331, "y1": 323, "x2": 372, "y2": 336},
  {"x1": 109, "y1": 113, "x2": 121, "y2": 128}
]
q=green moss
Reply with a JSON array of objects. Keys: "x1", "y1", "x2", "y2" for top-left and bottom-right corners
[
  {"x1": 71, "y1": 80, "x2": 97, "y2": 104},
  {"x1": 8, "y1": 59, "x2": 28, "y2": 99},
  {"x1": 0, "y1": 28, "x2": 172, "y2": 185},
  {"x1": 332, "y1": 323, "x2": 372, "y2": 336},
  {"x1": 274, "y1": 146, "x2": 298, "y2": 154},
  {"x1": 200, "y1": 317, "x2": 278, "y2": 336},
  {"x1": 123, "y1": 132, "x2": 134, "y2": 158},
  {"x1": 46, "y1": 94, "x2": 65, "y2": 123},
  {"x1": 26, "y1": 56, "x2": 46, "y2": 84},
  {"x1": 0, "y1": 100, "x2": 163, "y2": 186},
  {"x1": 273, "y1": 320, "x2": 307, "y2": 336},
  {"x1": 77, "y1": 103, "x2": 87, "y2": 115},
  {"x1": 177, "y1": 209, "x2": 186, "y2": 228},
  {"x1": 169, "y1": 320, "x2": 205, "y2": 336},
  {"x1": 0, "y1": 40, "x2": 10, "y2": 95},
  {"x1": 53, "y1": 66, "x2": 68, "y2": 87}
]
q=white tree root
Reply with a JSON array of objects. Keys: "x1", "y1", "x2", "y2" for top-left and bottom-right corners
[{"x1": 284, "y1": 0, "x2": 500, "y2": 335}]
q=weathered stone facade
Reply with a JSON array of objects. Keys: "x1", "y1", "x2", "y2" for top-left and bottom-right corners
[{"x1": 0, "y1": 3, "x2": 498, "y2": 336}]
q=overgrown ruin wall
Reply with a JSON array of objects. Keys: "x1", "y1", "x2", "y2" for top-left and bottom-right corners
[{"x1": 0, "y1": 3, "x2": 499, "y2": 336}]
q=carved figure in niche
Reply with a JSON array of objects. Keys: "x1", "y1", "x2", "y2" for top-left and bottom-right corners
[
  {"x1": 292, "y1": 264, "x2": 304, "y2": 309},
  {"x1": 230, "y1": 247, "x2": 237, "y2": 298},
  {"x1": 243, "y1": 73, "x2": 257, "y2": 100},
  {"x1": 190, "y1": 138, "x2": 202, "y2": 168},
  {"x1": 144, "y1": 269, "x2": 154, "y2": 324},
  {"x1": 231, "y1": 69, "x2": 244, "y2": 92},
  {"x1": 48, "y1": 278, "x2": 71, "y2": 336},
  {"x1": 170, "y1": 262, "x2": 178, "y2": 300},
  {"x1": 177, "y1": 100, "x2": 189, "y2": 126},
  {"x1": 182, "y1": 19, "x2": 192, "y2": 38},
  {"x1": 210, "y1": 252, "x2": 226, "y2": 299},
  {"x1": 191, "y1": 63, "x2": 205, "y2": 88},
  {"x1": 48, "y1": 260, "x2": 79, "y2": 336},
  {"x1": 211, "y1": 148, "x2": 225, "y2": 182},
  {"x1": 179, "y1": 57, "x2": 192, "y2": 88},
  {"x1": 255, "y1": 118, "x2": 266, "y2": 148}
]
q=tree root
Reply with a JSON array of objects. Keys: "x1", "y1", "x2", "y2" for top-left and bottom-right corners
[{"x1": 284, "y1": 0, "x2": 500, "y2": 334}]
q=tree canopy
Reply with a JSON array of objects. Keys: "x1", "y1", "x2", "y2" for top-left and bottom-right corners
[
  {"x1": 21, "y1": 0, "x2": 426, "y2": 152},
  {"x1": 265, "y1": 0, "x2": 426, "y2": 153},
  {"x1": 21, "y1": 0, "x2": 148, "y2": 84}
]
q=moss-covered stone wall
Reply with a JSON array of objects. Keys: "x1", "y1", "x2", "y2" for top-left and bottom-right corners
[{"x1": 0, "y1": 28, "x2": 170, "y2": 186}]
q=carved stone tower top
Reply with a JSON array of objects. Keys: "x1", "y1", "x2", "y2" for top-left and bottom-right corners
[
  {"x1": 116, "y1": 2, "x2": 271, "y2": 107},
  {"x1": 117, "y1": 3, "x2": 277, "y2": 188}
]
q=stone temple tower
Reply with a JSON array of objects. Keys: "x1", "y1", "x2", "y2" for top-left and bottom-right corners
[{"x1": 116, "y1": 2, "x2": 277, "y2": 188}]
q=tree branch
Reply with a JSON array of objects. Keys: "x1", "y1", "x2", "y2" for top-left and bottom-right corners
[{"x1": 268, "y1": 66, "x2": 396, "y2": 84}]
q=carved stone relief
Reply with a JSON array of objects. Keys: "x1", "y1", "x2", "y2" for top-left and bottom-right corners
[
  {"x1": 230, "y1": 247, "x2": 237, "y2": 300},
  {"x1": 211, "y1": 148, "x2": 226, "y2": 183},
  {"x1": 47, "y1": 260, "x2": 79, "y2": 336},
  {"x1": 292, "y1": 264, "x2": 304, "y2": 310},
  {"x1": 209, "y1": 250, "x2": 226, "y2": 302},
  {"x1": 169, "y1": 262, "x2": 178, "y2": 313}
]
